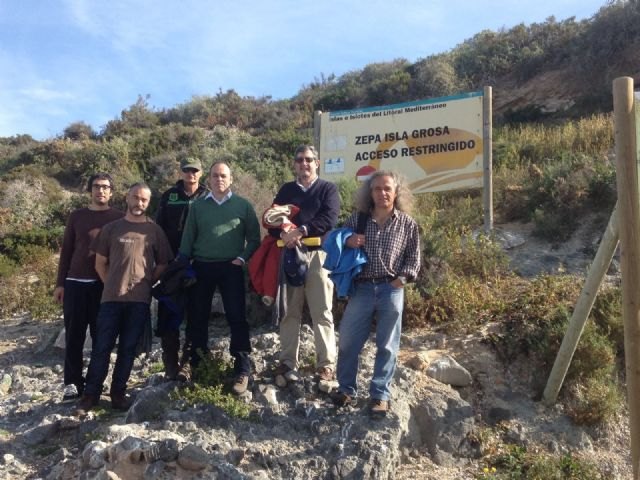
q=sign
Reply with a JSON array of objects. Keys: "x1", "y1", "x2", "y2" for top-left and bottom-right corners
[{"x1": 318, "y1": 92, "x2": 484, "y2": 193}]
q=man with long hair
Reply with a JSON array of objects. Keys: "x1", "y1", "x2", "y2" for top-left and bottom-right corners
[{"x1": 331, "y1": 170, "x2": 420, "y2": 418}]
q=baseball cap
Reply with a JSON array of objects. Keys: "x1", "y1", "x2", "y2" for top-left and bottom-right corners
[{"x1": 180, "y1": 157, "x2": 202, "y2": 171}]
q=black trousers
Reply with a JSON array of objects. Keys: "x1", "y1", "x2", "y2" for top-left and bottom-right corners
[
  {"x1": 187, "y1": 261, "x2": 251, "y2": 374},
  {"x1": 63, "y1": 279, "x2": 103, "y2": 389}
]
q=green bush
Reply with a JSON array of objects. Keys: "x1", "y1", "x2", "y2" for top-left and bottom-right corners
[{"x1": 170, "y1": 351, "x2": 252, "y2": 420}]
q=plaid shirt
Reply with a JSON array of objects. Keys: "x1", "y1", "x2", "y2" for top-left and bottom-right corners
[{"x1": 345, "y1": 209, "x2": 421, "y2": 281}]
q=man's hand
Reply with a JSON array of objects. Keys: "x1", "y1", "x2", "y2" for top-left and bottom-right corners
[
  {"x1": 281, "y1": 229, "x2": 303, "y2": 249},
  {"x1": 53, "y1": 286, "x2": 64, "y2": 304},
  {"x1": 345, "y1": 234, "x2": 365, "y2": 249},
  {"x1": 231, "y1": 258, "x2": 244, "y2": 266},
  {"x1": 390, "y1": 278, "x2": 404, "y2": 288}
]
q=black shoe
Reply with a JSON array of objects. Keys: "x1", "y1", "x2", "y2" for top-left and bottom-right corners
[
  {"x1": 62, "y1": 384, "x2": 82, "y2": 403},
  {"x1": 176, "y1": 363, "x2": 192, "y2": 383},
  {"x1": 111, "y1": 392, "x2": 130, "y2": 411},
  {"x1": 75, "y1": 394, "x2": 99, "y2": 416},
  {"x1": 232, "y1": 374, "x2": 250, "y2": 395},
  {"x1": 330, "y1": 389, "x2": 357, "y2": 407}
]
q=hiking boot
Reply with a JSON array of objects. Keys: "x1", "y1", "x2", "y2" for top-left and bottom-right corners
[
  {"x1": 176, "y1": 363, "x2": 192, "y2": 383},
  {"x1": 330, "y1": 389, "x2": 357, "y2": 408},
  {"x1": 232, "y1": 374, "x2": 250, "y2": 395},
  {"x1": 161, "y1": 332, "x2": 180, "y2": 380},
  {"x1": 369, "y1": 399, "x2": 389, "y2": 418},
  {"x1": 62, "y1": 384, "x2": 81, "y2": 403},
  {"x1": 316, "y1": 366, "x2": 335, "y2": 382},
  {"x1": 111, "y1": 392, "x2": 130, "y2": 411},
  {"x1": 75, "y1": 394, "x2": 99, "y2": 416}
]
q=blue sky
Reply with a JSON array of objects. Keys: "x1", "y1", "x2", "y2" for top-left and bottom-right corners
[{"x1": 0, "y1": 0, "x2": 606, "y2": 140}]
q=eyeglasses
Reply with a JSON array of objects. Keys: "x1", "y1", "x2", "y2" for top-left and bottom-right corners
[
  {"x1": 295, "y1": 156, "x2": 316, "y2": 164},
  {"x1": 182, "y1": 168, "x2": 199, "y2": 174},
  {"x1": 92, "y1": 184, "x2": 112, "y2": 191}
]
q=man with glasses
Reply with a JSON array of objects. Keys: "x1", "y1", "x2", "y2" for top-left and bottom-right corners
[
  {"x1": 155, "y1": 156, "x2": 208, "y2": 380},
  {"x1": 54, "y1": 173, "x2": 124, "y2": 402},
  {"x1": 270, "y1": 145, "x2": 340, "y2": 387},
  {"x1": 179, "y1": 162, "x2": 260, "y2": 394}
]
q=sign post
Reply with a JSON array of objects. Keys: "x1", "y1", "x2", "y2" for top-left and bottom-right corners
[{"x1": 613, "y1": 76, "x2": 640, "y2": 480}]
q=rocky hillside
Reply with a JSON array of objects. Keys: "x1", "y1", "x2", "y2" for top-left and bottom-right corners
[{"x1": 0, "y1": 221, "x2": 632, "y2": 480}]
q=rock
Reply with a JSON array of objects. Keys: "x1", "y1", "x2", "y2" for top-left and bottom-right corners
[
  {"x1": 488, "y1": 406, "x2": 513, "y2": 425},
  {"x1": 177, "y1": 444, "x2": 209, "y2": 471},
  {"x1": 125, "y1": 384, "x2": 173, "y2": 423},
  {"x1": 226, "y1": 448, "x2": 245, "y2": 466},
  {"x1": 82, "y1": 441, "x2": 108, "y2": 469},
  {"x1": 0, "y1": 373, "x2": 11, "y2": 395},
  {"x1": 406, "y1": 384, "x2": 475, "y2": 466},
  {"x1": 406, "y1": 351, "x2": 430, "y2": 371},
  {"x1": 257, "y1": 385, "x2": 278, "y2": 405},
  {"x1": 22, "y1": 420, "x2": 59, "y2": 446},
  {"x1": 426, "y1": 355, "x2": 472, "y2": 387}
]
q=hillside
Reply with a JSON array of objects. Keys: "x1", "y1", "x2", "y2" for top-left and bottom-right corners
[
  {"x1": 0, "y1": 219, "x2": 632, "y2": 479},
  {"x1": 0, "y1": 2, "x2": 637, "y2": 479}
]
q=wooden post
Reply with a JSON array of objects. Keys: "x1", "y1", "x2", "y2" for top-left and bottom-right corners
[
  {"x1": 542, "y1": 204, "x2": 619, "y2": 405},
  {"x1": 313, "y1": 110, "x2": 322, "y2": 152},
  {"x1": 613, "y1": 76, "x2": 640, "y2": 480},
  {"x1": 483, "y1": 86, "x2": 493, "y2": 232}
]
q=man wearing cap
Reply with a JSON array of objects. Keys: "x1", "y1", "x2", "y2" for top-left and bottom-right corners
[{"x1": 155, "y1": 155, "x2": 208, "y2": 379}]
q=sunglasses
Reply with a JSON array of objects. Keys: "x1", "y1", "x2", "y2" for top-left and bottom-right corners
[
  {"x1": 182, "y1": 168, "x2": 199, "y2": 173},
  {"x1": 295, "y1": 156, "x2": 316, "y2": 164}
]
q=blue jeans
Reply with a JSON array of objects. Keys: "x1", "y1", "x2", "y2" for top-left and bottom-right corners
[
  {"x1": 84, "y1": 302, "x2": 150, "y2": 396},
  {"x1": 336, "y1": 281, "x2": 404, "y2": 401}
]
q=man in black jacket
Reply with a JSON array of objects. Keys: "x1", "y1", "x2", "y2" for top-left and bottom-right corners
[{"x1": 155, "y1": 155, "x2": 208, "y2": 379}]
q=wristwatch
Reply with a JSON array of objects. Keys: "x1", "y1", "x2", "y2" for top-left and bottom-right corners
[{"x1": 397, "y1": 276, "x2": 407, "y2": 286}]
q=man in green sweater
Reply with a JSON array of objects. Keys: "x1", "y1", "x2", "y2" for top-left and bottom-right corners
[{"x1": 179, "y1": 161, "x2": 260, "y2": 394}]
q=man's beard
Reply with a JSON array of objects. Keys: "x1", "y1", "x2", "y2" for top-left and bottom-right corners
[{"x1": 129, "y1": 206, "x2": 146, "y2": 216}]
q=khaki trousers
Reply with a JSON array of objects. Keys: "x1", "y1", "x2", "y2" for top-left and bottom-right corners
[{"x1": 279, "y1": 250, "x2": 336, "y2": 370}]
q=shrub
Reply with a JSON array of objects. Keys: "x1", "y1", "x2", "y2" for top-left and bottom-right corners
[
  {"x1": 479, "y1": 445, "x2": 604, "y2": 479},
  {"x1": 0, "y1": 245, "x2": 59, "y2": 319},
  {"x1": 170, "y1": 351, "x2": 252, "y2": 420}
]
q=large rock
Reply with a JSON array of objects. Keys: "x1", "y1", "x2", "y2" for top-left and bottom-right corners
[{"x1": 405, "y1": 383, "x2": 475, "y2": 466}]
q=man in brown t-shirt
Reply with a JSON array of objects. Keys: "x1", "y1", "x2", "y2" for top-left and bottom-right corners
[
  {"x1": 75, "y1": 183, "x2": 173, "y2": 415},
  {"x1": 53, "y1": 173, "x2": 124, "y2": 402}
]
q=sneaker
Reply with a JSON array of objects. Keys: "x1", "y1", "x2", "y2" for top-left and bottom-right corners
[
  {"x1": 75, "y1": 394, "x2": 99, "y2": 416},
  {"x1": 330, "y1": 389, "x2": 357, "y2": 408},
  {"x1": 232, "y1": 374, "x2": 249, "y2": 395},
  {"x1": 369, "y1": 399, "x2": 389, "y2": 418},
  {"x1": 111, "y1": 392, "x2": 130, "y2": 411},
  {"x1": 176, "y1": 363, "x2": 192, "y2": 383},
  {"x1": 316, "y1": 366, "x2": 335, "y2": 382},
  {"x1": 62, "y1": 384, "x2": 81, "y2": 402}
]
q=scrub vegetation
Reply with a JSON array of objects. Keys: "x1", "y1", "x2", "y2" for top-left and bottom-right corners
[{"x1": 0, "y1": 2, "x2": 636, "y2": 476}]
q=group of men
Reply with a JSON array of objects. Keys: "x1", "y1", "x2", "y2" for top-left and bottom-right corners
[{"x1": 55, "y1": 144, "x2": 420, "y2": 418}]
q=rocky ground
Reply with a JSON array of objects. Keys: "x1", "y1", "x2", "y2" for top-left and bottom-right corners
[{"x1": 0, "y1": 220, "x2": 633, "y2": 479}]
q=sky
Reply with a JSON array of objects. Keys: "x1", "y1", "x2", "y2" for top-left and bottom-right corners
[{"x1": 0, "y1": 0, "x2": 607, "y2": 140}]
